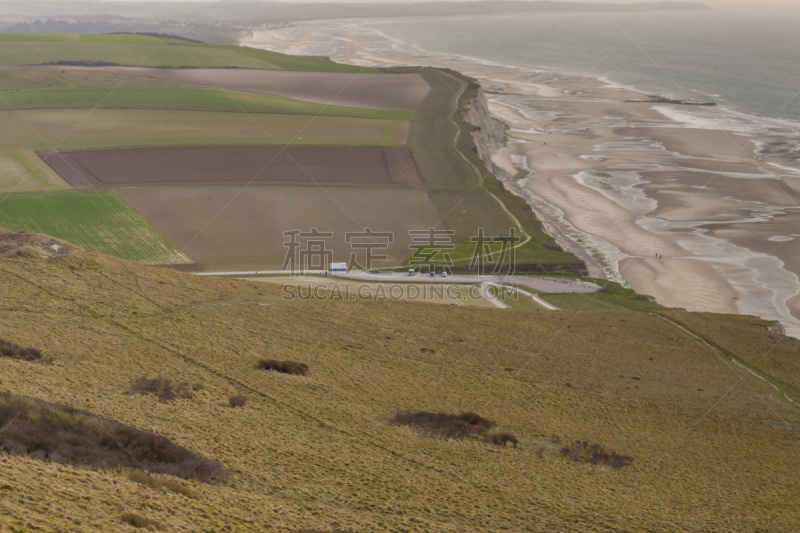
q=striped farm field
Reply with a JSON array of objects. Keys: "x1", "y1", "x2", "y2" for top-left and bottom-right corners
[
  {"x1": 0, "y1": 87, "x2": 415, "y2": 120},
  {"x1": 0, "y1": 109, "x2": 409, "y2": 150},
  {"x1": 0, "y1": 190, "x2": 190, "y2": 264}
]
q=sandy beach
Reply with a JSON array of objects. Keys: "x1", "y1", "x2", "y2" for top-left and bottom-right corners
[{"x1": 242, "y1": 18, "x2": 800, "y2": 336}]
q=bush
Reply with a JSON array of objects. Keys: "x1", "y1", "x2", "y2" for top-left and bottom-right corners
[
  {"x1": 457, "y1": 411, "x2": 496, "y2": 430},
  {"x1": 0, "y1": 392, "x2": 229, "y2": 482},
  {"x1": 391, "y1": 411, "x2": 520, "y2": 447},
  {"x1": 390, "y1": 411, "x2": 502, "y2": 439},
  {"x1": 229, "y1": 396, "x2": 246, "y2": 408},
  {"x1": 0, "y1": 338, "x2": 46, "y2": 362},
  {"x1": 560, "y1": 440, "x2": 634, "y2": 470},
  {"x1": 257, "y1": 359, "x2": 308, "y2": 376},
  {"x1": 126, "y1": 377, "x2": 200, "y2": 402},
  {"x1": 120, "y1": 512, "x2": 164, "y2": 530},
  {"x1": 489, "y1": 431, "x2": 518, "y2": 448}
]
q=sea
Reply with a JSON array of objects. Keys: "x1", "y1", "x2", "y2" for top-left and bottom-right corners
[{"x1": 360, "y1": 8, "x2": 800, "y2": 126}]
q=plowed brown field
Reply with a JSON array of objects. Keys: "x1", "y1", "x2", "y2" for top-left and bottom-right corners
[
  {"x1": 115, "y1": 185, "x2": 443, "y2": 271},
  {"x1": 40, "y1": 146, "x2": 423, "y2": 188}
]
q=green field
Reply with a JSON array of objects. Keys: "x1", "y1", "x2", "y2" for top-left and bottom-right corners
[
  {"x1": 0, "y1": 86, "x2": 414, "y2": 120},
  {"x1": 0, "y1": 190, "x2": 190, "y2": 264},
  {"x1": 0, "y1": 33, "x2": 377, "y2": 72},
  {"x1": 0, "y1": 109, "x2": 409, "y2": 150}
]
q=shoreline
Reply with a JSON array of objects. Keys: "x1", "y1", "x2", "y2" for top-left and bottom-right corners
[{"x1": 241, "y1": 18, "x2": 800, "y2": 337}]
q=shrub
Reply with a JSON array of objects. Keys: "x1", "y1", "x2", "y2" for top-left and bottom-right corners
[
  {"x1": 0, "y1": 338, "x2": 45, "y2": 362},
  {"x1": 390, "y1": 411, "x2": 500, "y2": 439},
  {"x1": 560, "y1": 440, "x2": 634, "y2": 470},
  {"x1": 257, "y1": 359, "x2": 308, "y2": 376},
  {"x1": 391, "y1": 411, "x2": 521, "y2": 447},
  {"x1": 229, "y1": 396, "x2": 246, "y2": 408},
  {"x1": 489, "y1": 431, "x2": 518, "y2": 448},
  {"x1": 126, "y1": 377, "x2": 199, "y2": 402},
  {"x1": 457, "y1": 412, "x2": 496, "y2": 430},
  {"x1": 0, "y1": 392, "x2": 229, "y2": 482},
  {"x1": 120, "y1": 512, "x2": 164, "y2": 530}
]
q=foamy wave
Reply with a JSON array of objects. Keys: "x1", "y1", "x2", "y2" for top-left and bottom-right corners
[
  {"x1": 492, "y1": 97, "x2": 563, "y2": 121},
  {"x1": 572, "y1": 170, "x2": 658, "y2": 217}
]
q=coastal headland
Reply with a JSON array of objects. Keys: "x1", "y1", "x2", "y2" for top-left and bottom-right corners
[{"x1": 243, "y1": 19, "x2": 800, "y2": 336}]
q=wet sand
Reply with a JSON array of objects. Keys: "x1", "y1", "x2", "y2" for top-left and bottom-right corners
[{"x1": 242, "y1": 19, "x2": 800, "y2": 336}]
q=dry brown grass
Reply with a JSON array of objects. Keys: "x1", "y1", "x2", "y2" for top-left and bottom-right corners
[
  {"x1": 124, "y1": 470, "x2": 195, "y2": 498},
  {"x1": 0, "y1": 229, "x2": 799, "y2": 531},
  {"x1": 120, "y1": 512, "x2": 165, "y2": 531},
  {"x1": 660, "y1": 311, "x2": 800, "y2": 392}
]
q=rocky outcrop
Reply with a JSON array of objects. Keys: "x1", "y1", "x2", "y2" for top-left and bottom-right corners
[{"x1": 0, "y1": 228, "x2": 82, "y2": 260}]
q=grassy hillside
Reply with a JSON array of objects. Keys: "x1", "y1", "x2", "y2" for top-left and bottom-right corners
[
  {"x1": 0, "y1": 33, "x2": 377, "y2": 72},
  {"x1": 0, "y1": 229, "x2": 798, "y2": 531}
]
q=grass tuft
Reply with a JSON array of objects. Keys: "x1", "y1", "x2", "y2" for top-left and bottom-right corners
[
  {"x1": 126, "y1": 377, "x2": 200, "y2": 402},
  {"x1": 120, "y1": 512, "x2": 165, "y2": 530},
  {"x1": 228, "y1": 396, "x2": 247, "y2": 408},
  {"x1": 124, "y1": 470, "x2": 194, "y2": 498},
  {"x1": 488, "y1": 431, "x2": 519, "y2": 448},
  {"x1": 560, "y1": 440, "x2": 634, "y2": 470}
]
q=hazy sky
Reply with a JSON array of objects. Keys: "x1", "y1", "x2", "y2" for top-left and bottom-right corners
[
  {"x1": 91, "y1": 0, "x2": 797, "y2": 6},
  {"x1": 0, "y1": 0, "x2": 748, "y2": 14},
  {"x1": 83, "y1": 0, "x2": 800, "y2": 10}
]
